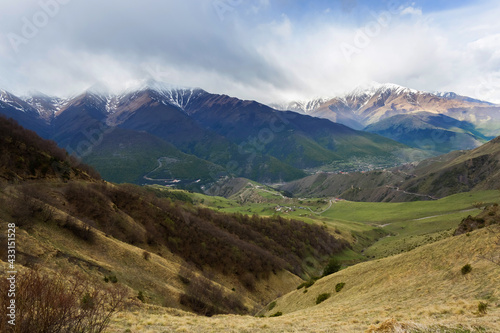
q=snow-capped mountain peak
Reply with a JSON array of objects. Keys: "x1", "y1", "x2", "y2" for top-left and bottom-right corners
[
  {"x1": 22, "y1": 92, "x2": 69, "y2": 116},
  {"x1": 131, "y1": 79, "x2": 206, "y2": 111},
  {"x1": 344, "y1": 82, "x2": 418, "y2": 101},
  {"x1": 0, "y1": 90, "x2": 34, "y2": 114}
]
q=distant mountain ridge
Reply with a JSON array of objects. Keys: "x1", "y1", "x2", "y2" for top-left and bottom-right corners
[
  {"x1": 272, "y1": 82, "x2": 500, "y2": 137},
  {"x1": 364, "y1": 111, "x2": 490, "y2": 154}
]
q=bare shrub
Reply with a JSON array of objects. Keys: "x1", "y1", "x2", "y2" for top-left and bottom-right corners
[
  {"x1": 0, "y1": 269, "x2": 127, "y2": 333},
  {"x1": 62, "y1": 216, "x2": 96, "y2": 243},
  {"x1": 179, "y1": 273, "x2": 247, "y2": 316}
]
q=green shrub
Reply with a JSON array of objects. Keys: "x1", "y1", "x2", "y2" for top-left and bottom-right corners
[
  {"x1": 316, "y1": 293, "x2": 331, "y2": 304},
  {"x1": 104, "y1": 275, "x2": 118, "y2": 283},
  {"x1": 322, "y1": 258, "x2": 341, "y2": 277},
  {"x1": 461, "y1": 264, "x2": 472, "y2": 275},
  {"x1": 335, "y1": 282, "x2": 345, "y2": 292},
  {"x1": 304, "y1": 279, "x2": 315, "y2": 288},
  {"x1": 269, "y1": 311, "x2": 282, "y2": 317},
  {"x1": 297, "y1": 282, "x2": 306, "y2": 289},
  {"x1": 478, "y1": 302, "x2": 488, "y2": 314},
  {"x1": 268, "y1": 301, "x2": 277, "y2": 311},
  {"x1": 298, "y1": 278, "x2": 318, "y2": 289},
  {"x1": 137, "y1": 291, "x2": 145, "y2": 303}
]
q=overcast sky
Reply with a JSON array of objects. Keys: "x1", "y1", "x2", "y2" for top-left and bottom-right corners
[{"x1": 0, "y1": 0, "x2": 499, "y2": 103}]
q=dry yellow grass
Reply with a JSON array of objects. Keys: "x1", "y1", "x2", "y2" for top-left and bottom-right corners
[{"x1": 106, "y1": 225, "x2": 500, "y2": 332}]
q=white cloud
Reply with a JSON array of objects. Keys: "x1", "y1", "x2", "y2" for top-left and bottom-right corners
[
  {"x1": 0, "y1": 0, "x2": 499, "y2": 104},
  {"x1": 250, "y1": 0, "x2": 270, "y2": 14},
  {"x1": 400, "y1": 6, "x2": 422, "y2": 16},
  {"x1": 258, "y1": 14, "x2": 293, "y2": 39}
]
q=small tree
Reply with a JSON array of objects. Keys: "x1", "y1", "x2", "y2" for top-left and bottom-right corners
[
  {"x1": 316, "y1": 293, "x2": 331, "y2": 304},
  {"x1": 478, "y1": 302, "x2": 488, "y2": 314},
  {"x1": 461, "y1": 264, "x2": 472, "y2": 275},
  {"x1": 335, "y1": 282, "x2": 345, "y2": 292},
  {"x1": 322, "y1": 258, "x2": 341, "y2": 277}
]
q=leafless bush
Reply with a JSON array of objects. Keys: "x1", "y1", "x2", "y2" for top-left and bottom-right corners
[
  {"x1": 62, "y1": 216, "x2": 96, "y2": 243},
  {"x1": 179, "y1": 272, "x2": 247, "y2": 316},
  {"x1": 0, "y1": 269, "x2": 128, "y2": 333},
  {"x1": 478, "y1": 225, "x2": 500, "y2": 266},
  {"x1": 7, "y1": 186, "x2": 56, "y2": 229}
]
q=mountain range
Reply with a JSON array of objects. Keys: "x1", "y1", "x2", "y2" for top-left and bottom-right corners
[
  {"x1": 1, "y1": 80, "x2": 499, "y2": 190},
  {"x1": 272, "y1": 82, "x2": 499, "y2": 130},
  {"x1": 272, "y1": 82, "x2": 499, "y2": 152},
  {"x1": 0, "y1": 81, "x2": 425, "y2": 188}
]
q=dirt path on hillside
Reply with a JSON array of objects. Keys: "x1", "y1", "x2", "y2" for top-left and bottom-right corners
[
  {"x1": 411, "y1": 208, "x2": 478, "y2": 221},
  {"x1": 385, "y1": 185, "x2": 438, "y2": 200}
]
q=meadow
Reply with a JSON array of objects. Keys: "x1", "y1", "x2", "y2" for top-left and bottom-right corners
[{"x1": 162, "y1": 185, "x2": 500, "y2": 263}]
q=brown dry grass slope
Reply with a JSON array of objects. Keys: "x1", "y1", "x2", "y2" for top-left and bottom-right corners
[{"x1": 106, "y1": 225, "x2": 500, "y2": 332}]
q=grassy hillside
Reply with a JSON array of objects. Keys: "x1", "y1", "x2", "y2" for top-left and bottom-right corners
[
  {"x1": 258, "y1": 224, "x2": 500, "y2": 331},
  {"x1": 0, "y1": 181, "x2": 346, "y2": 315},
  {"x1": 104, "y1": 224, "x2": 500, "y2": 332},
  {"x1": 278, "y1": 170, "x2": 408, "y2": 200},
  {"x1": 399, "y1": 136, "x2": 500, "y2": 198}
]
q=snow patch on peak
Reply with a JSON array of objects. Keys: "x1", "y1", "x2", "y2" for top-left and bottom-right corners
[
  {"x1": 138, "y1": 79, "x2": 206, "y2": 111},
  {"x1": 22, "y1": 93, "x2": 69, "y2": 112},
  {"x1": 432, "y1": 91, "x2": 457, "y2": 99},
  {"x1": 115, "y1": 79, "x2": 206, "y2": 111},
  {"x1": 271, "y1": 97, "x2": 331, "y2": 113},
  {"x1": 346, "y1": 82, "x2": 418, "y2": 99},
  {"x1": 0, "y1": 90, "x2": 30, "y2": 113}
]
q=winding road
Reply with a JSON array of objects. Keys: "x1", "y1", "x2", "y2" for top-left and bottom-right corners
[{"x1": 385, "y1": 185, "x2": 438, "y2": 200}]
